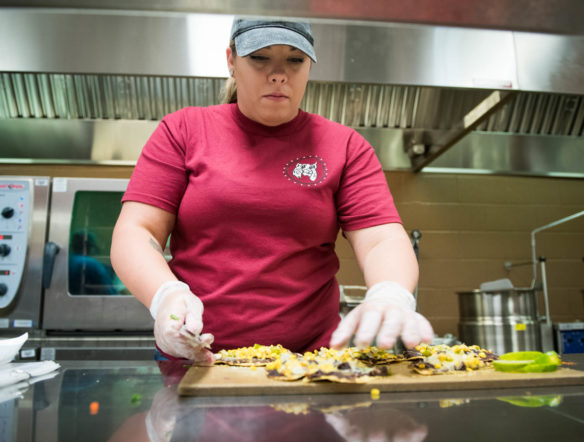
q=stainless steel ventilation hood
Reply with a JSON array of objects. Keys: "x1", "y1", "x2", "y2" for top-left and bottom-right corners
[{"x1": 0, "y1": 4, "x2": 583, "y2": 177}]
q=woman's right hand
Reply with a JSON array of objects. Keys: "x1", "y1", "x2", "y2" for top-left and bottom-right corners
[{"x1": 154, "y1": 289, "x2": 215, "y2": 363}]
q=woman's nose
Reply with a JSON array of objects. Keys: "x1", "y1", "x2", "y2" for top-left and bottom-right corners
[{"x1": 268, "y1": 70, "x2": 286, "y2": 84}]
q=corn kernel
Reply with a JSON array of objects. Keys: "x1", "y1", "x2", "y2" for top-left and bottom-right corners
[
  {"x1": 435, "y1": 363, "x2": 442, "y2": 369},
  {"x1": 370, "y1": 388, "x2": 380, "y2": 400}
]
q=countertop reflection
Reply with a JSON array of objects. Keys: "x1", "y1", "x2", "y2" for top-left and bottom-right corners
[{"x1": 7, "y1": 356, "x2": 584, "y2": 442}]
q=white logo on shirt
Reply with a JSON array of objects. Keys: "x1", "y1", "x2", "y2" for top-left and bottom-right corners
[
  {"x1": 292, "y1": 163, "x2": 318, "y2": 181},
  {"x1": 283, "y1": 155, "x2": 328, "y2": 187}
]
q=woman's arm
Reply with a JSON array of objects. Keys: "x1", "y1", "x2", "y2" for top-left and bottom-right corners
[
  {"x1": 111, "y1": 201, "x2": 213, "y2": 361},
  {"x1": 110, "y1": 201, "x2": 177, "y2": 309},
  {"x1": 344, "y1": 223, "x2": 419, "y2": 292},
  {"x1": 330, "y1": 223, "x2": 433, "y2": 349}
]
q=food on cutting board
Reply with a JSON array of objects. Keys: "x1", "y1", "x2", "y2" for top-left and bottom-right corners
[
  {"x1": 406, "y1": 343, "x2": 498, "y2": 375},
  {"x1": 493, "y1": 351, "x2": 562, "y2": 373},
  {"x1": 352, "y1": 346, "x2": 406, "y2": 365},
  {"x1": 214, "y1": 343, "x2": 294, "y2": 366},
  {"x1": 205, "y1": 343, "x2": 503, "y2": 383},
  {"x1": 188, "y1": 343, "x2": 573, "y2": 384},
  {"x1": 264, "y1": 347, "x2": 391, "y2": 383}
]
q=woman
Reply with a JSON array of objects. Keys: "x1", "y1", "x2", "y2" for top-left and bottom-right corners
[{"x1": 111, "y1": 18, "x2": 434, "y2": 362}]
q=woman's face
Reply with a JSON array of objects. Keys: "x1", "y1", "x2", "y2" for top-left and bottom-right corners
[{"x1": 227, "y1": 44, "x2": 311, "y2": 126}]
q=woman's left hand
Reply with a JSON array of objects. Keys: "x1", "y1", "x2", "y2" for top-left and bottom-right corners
[{"x1": 330, "y1": 281, "x2": 434, "y2": 349}]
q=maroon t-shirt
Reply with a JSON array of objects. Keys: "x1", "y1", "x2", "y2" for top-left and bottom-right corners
[{"x1": 123, "y1": 103, "x2": 401, "y2": 352}]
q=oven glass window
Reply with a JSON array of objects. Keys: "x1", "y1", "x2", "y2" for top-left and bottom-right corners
[{"x1": 68, "y1": 191, "x2": 127, "y2": 296}]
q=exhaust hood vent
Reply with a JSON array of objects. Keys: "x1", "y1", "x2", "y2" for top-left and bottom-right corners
[
  {"x1": 0, "y1": 73, "x2": 224, "y2": 120},
  {"x1": 1, "y1": 72, "x2": 583, "y2": 138}
]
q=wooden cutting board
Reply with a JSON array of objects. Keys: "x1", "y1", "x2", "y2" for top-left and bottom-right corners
[{"x1": 177, "y1": 362, "x2": 584, "y2": 396}]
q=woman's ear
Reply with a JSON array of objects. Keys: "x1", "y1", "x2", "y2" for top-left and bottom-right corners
[{"x1": 226, "y1": 47, "x2": 235, "y2": 75}]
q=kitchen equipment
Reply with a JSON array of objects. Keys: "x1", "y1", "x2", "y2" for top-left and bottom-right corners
[
  {"x1": 529, "y1": 211, "x2": 584, "y2": 288},
  {"x1": 529, "y1": 212, "x2": 584, "y2": 354},
  {"x1": 41, "y1": 177, "x2": 153, "y2": 331},
  {"x1": 501, "y1": 211, "x2": 584, "y2": 354},
  {"x1": 555, "y1": 322, "x2": 584, "y2": 355},
  {"x1": 338, "y1": 285, "x2": 366, "y2": 318},
  {"x1": 457, "y1": 288, "x2": 543, "y2": 354},
  {"x1": 177, "y1": 363, "x2": 584, "y2": 396},
  {"x1": 410, "y1": 229, "x2": 421, "y2": 303},
  {"x1": 0, "y1": 176, "x2": 50, "y2": 332}
]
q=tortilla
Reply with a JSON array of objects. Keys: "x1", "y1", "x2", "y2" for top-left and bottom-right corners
[
  {"x1": 350, "y1": 346, "x2": 405, "y2": 365},
  {"x1": 265, "y1": 348, "x2": 392, "y2": 383},
  {"x1": 214, "y1": 344, "x2": 293, "y2": 366},
  {"x1": 406, "y1": 343, "x2": 498, "y2": 375}
]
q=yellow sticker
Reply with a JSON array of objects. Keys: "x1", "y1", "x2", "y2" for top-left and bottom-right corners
[{"x1": 515, "y1": 323, "x2": 527, "y2": 331}]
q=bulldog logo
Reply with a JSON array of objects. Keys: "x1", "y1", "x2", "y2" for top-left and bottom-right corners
[
  {"x1": 292, "y1": 162, "x2": 318, "y2": 181},
  {"x1": 283, "y1": 155, "x2": 328, "y2": 187}
]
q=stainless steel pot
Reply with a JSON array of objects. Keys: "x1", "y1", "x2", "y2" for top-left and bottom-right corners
[{"x1": 457, "y1": 288, "x2": 543, "y2": 354}]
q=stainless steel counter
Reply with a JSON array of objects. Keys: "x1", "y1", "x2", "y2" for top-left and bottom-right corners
[{"x1": 5, "y1": 356, "x2": 584, "y2": 442}]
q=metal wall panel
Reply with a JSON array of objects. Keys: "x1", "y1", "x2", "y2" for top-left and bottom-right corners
[
  {"x1": 2, "y1": 0, "x2": 583, "y2": 34},
  {"x1": 0, "y1": 9, "x2": 581, "y2": 94}
]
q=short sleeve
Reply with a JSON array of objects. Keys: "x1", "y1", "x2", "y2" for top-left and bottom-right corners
[
  {"x1": 122, "y1": 110, "x2": 190, "y2": 213},
  {"x1": 336, "y1": 131, "x2": 402, "y2": 231}
]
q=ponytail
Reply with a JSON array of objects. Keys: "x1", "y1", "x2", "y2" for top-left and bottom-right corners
[
  {"x1": 220, "y1": 77, "x2": 237, "y2": 104},
  {"x1": 220, "y1": 41, "x2": 238, "y2": 104}
]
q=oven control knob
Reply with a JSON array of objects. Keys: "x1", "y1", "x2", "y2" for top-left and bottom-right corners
[
  {"x1": 0, "y1": 244, "x2": 10, "y2": 257},
  {"x1": 0, "y1": 283, "x2": 7, "y2": 296},
  {"x1": 1, "y1": 207, "x2": 15, "y2": 219}
]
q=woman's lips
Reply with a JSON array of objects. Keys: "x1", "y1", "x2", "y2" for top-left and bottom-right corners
[{"x1": 263, "y1": 93, "x2": 289, "y2": 101}]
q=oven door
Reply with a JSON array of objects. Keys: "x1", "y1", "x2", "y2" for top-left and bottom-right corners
[{"x1": 42, "y1": 177, "x2": 154, "y2": 331}]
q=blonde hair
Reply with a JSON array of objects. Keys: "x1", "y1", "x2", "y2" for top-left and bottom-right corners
[{"x1": 220, "y1": 41, "x2": 238, "y2": 104}]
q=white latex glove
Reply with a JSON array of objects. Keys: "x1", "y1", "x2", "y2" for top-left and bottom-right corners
[
  {"x1": 330, "y1": 281, "x2": 434, "y2": 349},
  {"x1": 150, "y1": 281, "x2": 214, "y2": 363}
]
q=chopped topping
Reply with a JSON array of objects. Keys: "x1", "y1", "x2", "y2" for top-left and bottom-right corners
[
  {"x1": 213, "y1": 342, "x2": 498, "y2": 381},
  {"x1": 265, "y1": 346, "x2": 393, "y2": 382},
  {"x1": 410, "y1": 343, "x2": 494, "y2": 374},
  {"x1": 215, "y1": 344, "x2": 293, "y2": 366}
]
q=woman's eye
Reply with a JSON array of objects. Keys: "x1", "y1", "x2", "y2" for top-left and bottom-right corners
[
  {"x1": 289, "y1": 57, "x2": 305, "y2": 64},
  {"x1": 250, "y1": 55, "x2": 269, "y2": 61}
]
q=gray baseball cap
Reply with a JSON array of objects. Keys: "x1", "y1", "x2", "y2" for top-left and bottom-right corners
[{"x1": 230, "y1": 18, "x2": 317, "y2": 63}]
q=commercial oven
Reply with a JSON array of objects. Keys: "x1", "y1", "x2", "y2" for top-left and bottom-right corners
[
  {"x1": 42, "y1": 177, "x2": 153, "y2": 332},
  {"x1": 0, "y1": 176, "x2": 50, "y2": 334}
]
